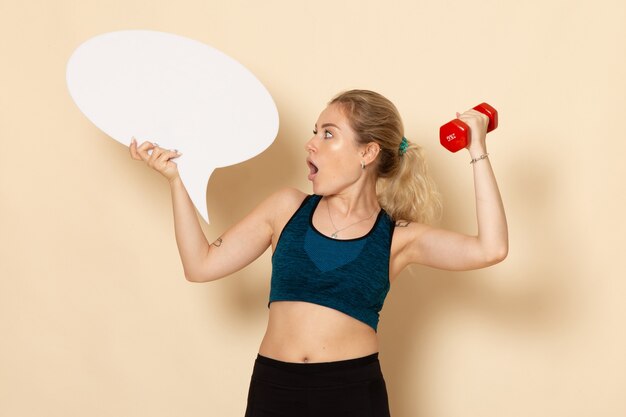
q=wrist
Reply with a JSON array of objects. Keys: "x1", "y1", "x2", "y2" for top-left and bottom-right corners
[
  {"x1": 470, "y1": 153, "x2": 489, "y2": 165},
  {"x1": 468, "y1": 146, "x2": 488, "y2": 159},
  {"x1": 168, "y1": 175, "x2": 183, "y2": 187}
]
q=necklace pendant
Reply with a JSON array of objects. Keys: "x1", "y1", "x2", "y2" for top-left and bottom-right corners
[{"x1": 331, "y1": 232, "x2": 338, "y2": 239}]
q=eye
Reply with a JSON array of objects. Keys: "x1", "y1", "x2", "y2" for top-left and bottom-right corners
[{"x1": 323, "y1": 129, "x2": 333, "y2": 139}]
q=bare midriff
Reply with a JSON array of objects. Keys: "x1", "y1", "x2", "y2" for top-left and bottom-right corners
[{"x1": 258, "y1": 301, "x2": 379, "y2": 363}]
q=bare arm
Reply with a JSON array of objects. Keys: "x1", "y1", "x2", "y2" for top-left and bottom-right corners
[
  {"x1": 129, "y1": 137, "x2": 284, "y2": 282},
  {"x1": 173, "y1": 180, "x2": 281, "y2": 282},
  {"x1": 393, "y1": 109, "x2": 508, "y2": 272}
]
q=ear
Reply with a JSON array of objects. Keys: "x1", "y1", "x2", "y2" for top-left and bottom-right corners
[{"x1": 361, "y1": 141, "x2": 381, "y2": 165}]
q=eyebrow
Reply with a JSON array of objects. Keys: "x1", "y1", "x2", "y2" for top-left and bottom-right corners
[{"x1": 315, "y1": 123, "x2": 341, "y2": 130}]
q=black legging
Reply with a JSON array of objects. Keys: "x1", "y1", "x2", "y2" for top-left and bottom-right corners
[{"x1": 244, "y1": 352, "x2": 391, "y2": 417}]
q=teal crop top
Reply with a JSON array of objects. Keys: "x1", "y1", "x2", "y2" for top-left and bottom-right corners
[{"x1": 269, "y1": 194, "x2": 395, "y2": 331}]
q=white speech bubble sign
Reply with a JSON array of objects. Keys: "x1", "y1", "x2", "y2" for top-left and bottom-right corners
[{"x1": 66, "y1": 30, "x2": 279, "y2": 223}]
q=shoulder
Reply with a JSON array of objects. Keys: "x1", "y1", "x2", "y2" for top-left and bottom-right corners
[
  {"x1": 260, "y1": 187, "x2": 309, "y2": 223},
  {"x1": 255, "y1": 188, "x2": 309, "y2": 240},
  {"x1": 244, "y1": 187, "x2": 306, "y2": 218},
  {"x1": 391, "y1": 219, "x2": 432, "y2": 252},
  {"x1": 266, "y1": 187, "x2": 309, "y2": 209},
  {"x1": 392, "y1": 219, "x2": 433, "y2": 237}
]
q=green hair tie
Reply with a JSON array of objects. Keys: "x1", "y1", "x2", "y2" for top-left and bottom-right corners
[{"x1": 399, "y1": 136, "x2": 409, "y2": 156}]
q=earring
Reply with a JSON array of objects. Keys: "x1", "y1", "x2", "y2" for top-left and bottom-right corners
[{"x1": 361, "y1": 161, "x2": 365, "y2": 169}]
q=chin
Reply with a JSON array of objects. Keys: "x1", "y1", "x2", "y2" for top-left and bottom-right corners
[
  {"x1": 310, "y1": 179, "x2": 325, "y2": 196},
  {"x1": 311, "y1": 182, "x2": 323, "y2": 196},
  {"x1": 310, "y1": 179, "x2": 342, "y2": 197}
]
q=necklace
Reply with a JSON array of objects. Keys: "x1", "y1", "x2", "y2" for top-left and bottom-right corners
[{"x1": 326, "y1": 199, "x2": 378, "y2": 239}]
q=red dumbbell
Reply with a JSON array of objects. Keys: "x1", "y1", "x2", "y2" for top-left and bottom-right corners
[{"x1": 439, "y1": 103, "x2": 498, "y2": 152}]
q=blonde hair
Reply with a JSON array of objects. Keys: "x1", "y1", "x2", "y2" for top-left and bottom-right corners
[{"x1": 330, "y1": 90, "x2": 442, "y2": 224}]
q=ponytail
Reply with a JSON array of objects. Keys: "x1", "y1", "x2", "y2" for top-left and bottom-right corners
[{"x1": 376, "y1": 141, "x2": 441, "y2": 224}]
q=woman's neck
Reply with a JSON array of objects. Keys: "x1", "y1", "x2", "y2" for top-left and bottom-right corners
[{"x1": 324, "y1": 186, "x2": 380, "y2": 219}]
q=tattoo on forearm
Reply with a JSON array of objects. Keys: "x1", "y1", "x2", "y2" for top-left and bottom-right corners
[
  {"x1": 395, "y1": 220, "x2": 411, "y2": 227},
  {"x1": 212, "y1": 237, "x2": 223, "y2": 247}
]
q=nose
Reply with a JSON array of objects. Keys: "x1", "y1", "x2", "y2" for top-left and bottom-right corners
[{"x1": 304, "y1": 135, "x2": 317, "y2": 152}]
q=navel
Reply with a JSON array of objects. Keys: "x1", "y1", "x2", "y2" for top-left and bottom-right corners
[{"x1": 302, "y1": 356, "x2": 309, "y2": 363}]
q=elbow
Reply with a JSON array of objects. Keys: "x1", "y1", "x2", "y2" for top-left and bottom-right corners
[
  {"x1": 185, "y1": 274, "x2": 199, "y2": 283},
  {"x1": 184, "y1": 271, "x2": 201, "y2": 282},
  {"x1": 184, "y1": 269, "x2": 212, "y2": 283},
  {"x1": 484, "y1": 244, "x2": 508, "y2": 266}
]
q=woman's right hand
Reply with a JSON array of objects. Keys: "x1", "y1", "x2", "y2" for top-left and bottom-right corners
[{"x1": 129, "y1": 137, "x2": 182, "y2": 183}]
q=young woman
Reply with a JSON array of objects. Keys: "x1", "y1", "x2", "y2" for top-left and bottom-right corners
[{"x1": 129, "y1": 90, "x2": 508, "y2": 417}]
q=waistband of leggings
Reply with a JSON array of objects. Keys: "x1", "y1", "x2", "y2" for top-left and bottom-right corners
[{"x1": 255, "y1": 352, "x2": 379, "y2": 373}]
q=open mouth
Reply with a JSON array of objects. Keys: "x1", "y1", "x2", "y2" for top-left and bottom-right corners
[{"x1": 307, "y1": 159, "x2": 319, "y2": 180}]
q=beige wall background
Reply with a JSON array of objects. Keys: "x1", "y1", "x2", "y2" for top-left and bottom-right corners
[{"x1": 1, "y1": 0, "x2": 625, "y2": 416}]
